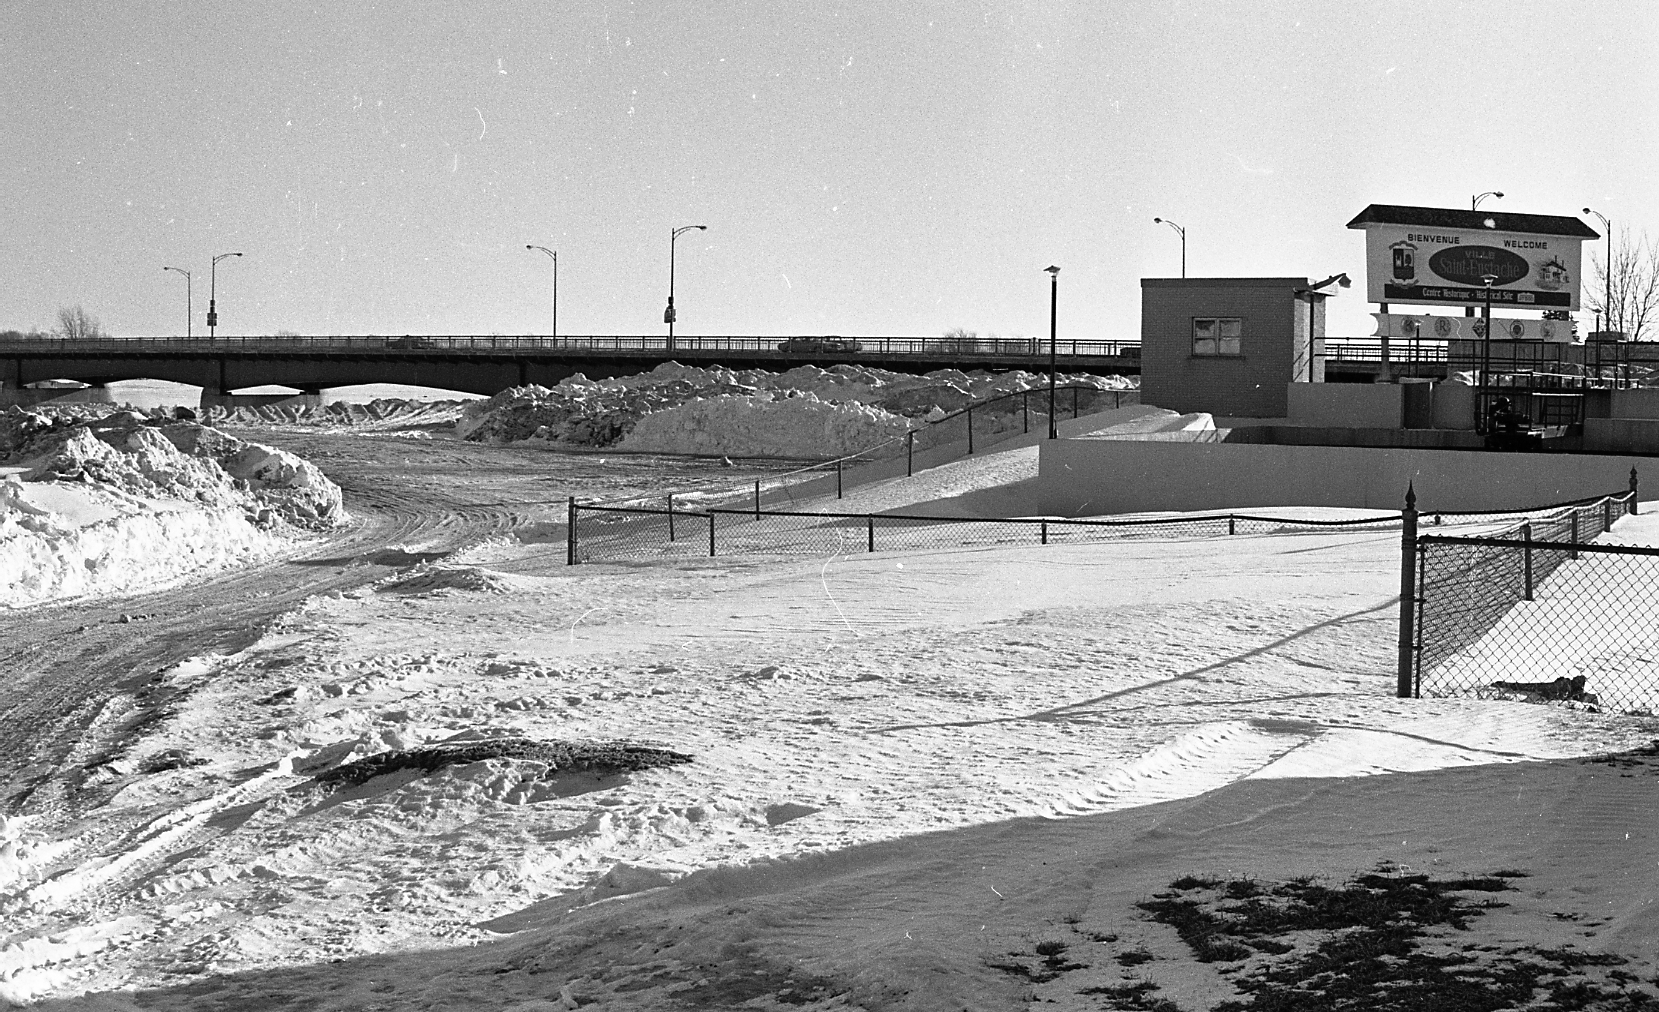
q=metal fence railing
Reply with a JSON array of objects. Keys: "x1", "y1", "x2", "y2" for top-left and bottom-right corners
[
  {"x1": 1398, "y1": 471, "x2": 1653, "y2": 713},
  {"x1": 583, "y1": 383, "x2": 1139, "y2": 516},
  {"x1": 565, "y1": 504, "x2": 1403, "y2": 565}
]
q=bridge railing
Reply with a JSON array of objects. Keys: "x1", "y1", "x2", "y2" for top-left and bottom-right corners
[
  {"x1": 0, "y1": 334, "x2": 1142, "y2": 359},
  {"x1": 1322, "y1": 338, "x2": 1449, "y2": 364}
]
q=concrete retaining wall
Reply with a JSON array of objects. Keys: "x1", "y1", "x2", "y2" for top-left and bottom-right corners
[
  {"x1": 1036, "y1": 438, "x2": 1646, "y2": 514},
  {"x1": 1610, "y1": 389, "x2": 1659, "y2": 420},
  {"x1": 1585, "y1": 418, "x2": 1659, "y2": 455}
]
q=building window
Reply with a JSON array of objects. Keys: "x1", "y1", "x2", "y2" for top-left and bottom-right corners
[{"x1": 1192, "y1": 317, "x2": 1242, "y2": 356}]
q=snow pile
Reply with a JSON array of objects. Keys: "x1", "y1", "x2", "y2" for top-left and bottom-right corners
[
  {"x1": 454, "y1": 367, "x2": 759, "y2": 444},
  {"x1": 0, "y1": 411, "x2": 346, "y2": 608},
  {"x1": 0, "y1": 479, "x2": 283, "y2": 608},
  {"x1": 23, "y1": 417, "x2": 344, "y2": 528},
  {"x1": 618, "y1": 391, "x2": 914, "y2": 458},
  {"x1": 455, "y1": 361, "x2": 1135, "y2": 453},
  {"x1": 204, "y1": 398, "x2": 468, "y2": 429}
]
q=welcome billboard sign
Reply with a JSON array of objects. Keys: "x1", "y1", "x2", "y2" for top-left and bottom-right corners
[{"x1": 1346, "y1": 205, "x2": 1599, "y2": 312}]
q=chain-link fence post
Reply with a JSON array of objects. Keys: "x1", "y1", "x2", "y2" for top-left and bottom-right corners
[
  {"x1": 1522, "y1": 522, "x2": 1533, "y2": 601},
  {"x1": 708, "y1": 512, "x2": 716, "y2": 557},
  {"x1": 907, "y1": 430, "x2": 914, "y2": 477},
  {"x1": 1041, "y1": 520, "x2": 1048, "y2": 545},
  {"x1": 867, "y1": 515, "x2": 874, "y2": 553},
  {"x1": 1571, "y1": 512, "x2": 1580, "y2": 560},
  {"x1": 753, "y1": 480, "x2": 761, "y2": 521},
  {"x1": 836, "y1": 459, "x2": 843, "y2": 499},
  {"x1": 1397, "y1": 484, "x2": 1418, "y2": 698},
  {"x1": 1631, "y1": 467, "x2": 1640, "y2": 516},
  {"x1": 1023, "y1": 390, "x2": 1029, "y2": 434},
  {"x1": 667, "y1": 493, "x2": 676, "y2": 542},
  {"x1": 566, "y1": 496, "x2": 577, "y2": 566},
  {"x1": 967, "y1": 405, "x2": 974, "y2": 455}
]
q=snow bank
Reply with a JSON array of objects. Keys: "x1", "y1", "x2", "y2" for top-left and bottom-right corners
[
  {"x1": 456, "y1": 361, "x2": 1135, "y2": 454},
  {"x1": 617, "y1": 392, "x2": 913, "y2": 458},
  {"x1": 0, "y1": 410, "x2": 346, "y2": 608}
]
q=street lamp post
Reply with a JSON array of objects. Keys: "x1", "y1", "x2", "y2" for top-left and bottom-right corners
[
  {"x1": 526, "y1": 245, "x2": 558, "y2": 342},
  {"x1": 1479, "y1": 273, "x2": 1497, "y2": 433},
  {"x1": 666, "y1": 224, "x2": 707, "y2": 353},
  {"x1": 162, "y1": 266, "x2": 192, "y2": 339},
  {"x1": 208, "y1": 252, "x2": 244, "y2": 338},
  {"x1": 1153, "y1": 217, "x2": 1186, "y2": 278},
  {"x1": 1045, "y1": 266, "x2": 1060, "y2": 439},
  {"x1": 1472, "y1": 191, "x2": 1504, "y2": 211}
]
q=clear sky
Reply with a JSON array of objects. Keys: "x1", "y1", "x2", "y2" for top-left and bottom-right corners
[{"x1": 4, "y1": 1, "x2": 1655, "y2": 341}]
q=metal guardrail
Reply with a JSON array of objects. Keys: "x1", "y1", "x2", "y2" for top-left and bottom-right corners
[{"x1": 0, "y1": 334, "x2": 1143, "y2": 359}]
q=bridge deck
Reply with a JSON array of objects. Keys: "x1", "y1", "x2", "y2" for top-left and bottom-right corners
[{"x1": 0, "y1": 335, "x2": 1140, "y2": 396}]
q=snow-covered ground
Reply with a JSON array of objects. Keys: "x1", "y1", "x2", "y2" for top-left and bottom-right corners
[
  {"x1": 5, "y1": 368, "x2": 1659, "y2": 1007},
  {"x1": 3, "y1": 419, "x2": 1659, "y2": 1007}
]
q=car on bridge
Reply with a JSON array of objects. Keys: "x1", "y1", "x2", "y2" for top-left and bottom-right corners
[
  {"x1": 776, "y1": 336, "x2": 863, "y2": 354},
  {"x1": 387, "y1": 336, "x2": 439, "y2": 349}
]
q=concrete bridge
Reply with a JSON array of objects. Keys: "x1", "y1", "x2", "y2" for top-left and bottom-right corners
[{"x1": 0, "y1": 334, "x2": 1141, "y2": 407}]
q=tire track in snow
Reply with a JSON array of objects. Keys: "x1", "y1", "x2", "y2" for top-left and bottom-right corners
[
  {"x1": 18, "y1": 757, "x2": 298, "y2": 912},
  {"x1": 1034, "y1": 721, "x2": 1311, "y2": 819}
]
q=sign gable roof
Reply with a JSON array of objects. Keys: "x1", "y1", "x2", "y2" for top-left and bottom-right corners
[{"x1": 1346, "y1": 204, "x2": 1600, "y2": 238}]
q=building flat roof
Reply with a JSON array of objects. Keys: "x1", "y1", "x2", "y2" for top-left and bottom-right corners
[
  {"x1": 1346, "y1": 204, "x2": 1600, "y2": 238},
  {"x1": 1140, "y1": 277, "x2": 1310, "y2": 288}
]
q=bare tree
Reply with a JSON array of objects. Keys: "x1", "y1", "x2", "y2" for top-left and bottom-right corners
[
  {"x1": 53, "y1": 305, "x2": 107, "y2": 340},
  {"x1": 1584, "y1": 227, "x2": 1659, "y2": 343}
]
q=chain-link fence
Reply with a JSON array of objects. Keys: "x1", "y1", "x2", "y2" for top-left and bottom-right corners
[
  {"x1": 1403, "y1": 481, "x2": 1656, "y2": 713},
  {"x1": 567, "y1": 503, "x2": 1403, "y2": 564}
]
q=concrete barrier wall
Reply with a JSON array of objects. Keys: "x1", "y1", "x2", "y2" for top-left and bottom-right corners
[
  {"x1": 1432, "y1": 382, "x2": 1476, "y2": 429},
  {"x1": 1287, "y1": 382, "x2": 1402, "y2": 428},
  {"x1": 1036, "y1": 438, "x2": 1647, "y2": 514}
]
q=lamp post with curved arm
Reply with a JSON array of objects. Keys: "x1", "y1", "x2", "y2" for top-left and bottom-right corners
[
  {"x1": 1292, "y1": 273, "x2": 1352, "y2": 381},
  {"x1": 1472, "y1": 191, "x2": 1504, "y2": 210},
  {"x1": 209, "y1": 252, "x2": 243, "y2": 339},
  {"x1": 526, "y1": 245, "x2": 558, "y2": 342},
  {"x1": 665, "y1": 225, "x2": 707, "y2": 353},
  {"x1": 1153, "y1": 217, "x2": 1186, "y2": 278},
  {"x1": 1583, "y1": 207, "x2": 1613, "y2": 337},
  {"x1": 1584, "y1": 206, "x2": 1615, "y2": 385},
  {"x1": 162, "y1": 266, "x2": 192, "y2": 339}
]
